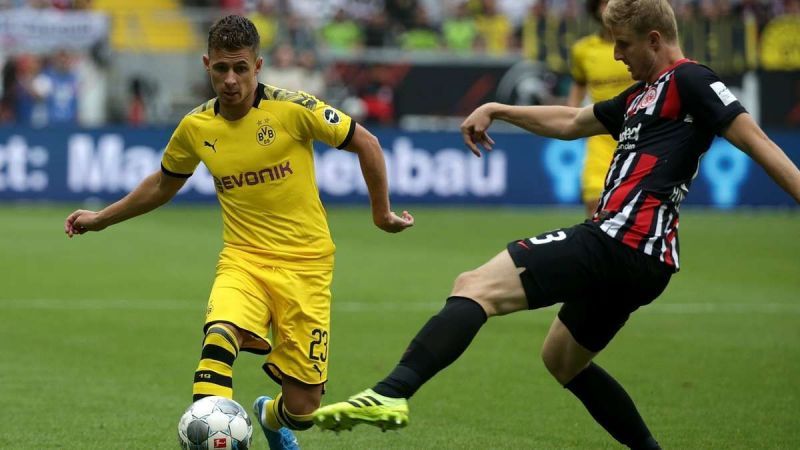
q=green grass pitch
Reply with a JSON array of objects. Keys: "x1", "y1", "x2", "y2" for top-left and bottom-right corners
[{"x1": 1, "y1": 204, "x2": 798, "y2": 449}]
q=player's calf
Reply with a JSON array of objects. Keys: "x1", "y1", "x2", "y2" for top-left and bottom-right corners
[{"x1": 192, "y1": 323, "x2": 241, "y2": 401}]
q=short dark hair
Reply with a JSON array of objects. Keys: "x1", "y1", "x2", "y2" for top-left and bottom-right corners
[
  {"x1": 207, "y1": 15, "x2": 260, "y2": 54},
  {"x1": 586, "y1": 0, "x2": 603, "y2": 22}
]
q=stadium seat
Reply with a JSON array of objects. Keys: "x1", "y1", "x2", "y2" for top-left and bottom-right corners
[{"x1": 93, "y1": 0, "x2": 197, "y2": 52}]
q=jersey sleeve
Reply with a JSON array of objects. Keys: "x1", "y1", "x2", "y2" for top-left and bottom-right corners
[
  {"x1": 161, "y1": 117, "x2": 199, "y2": 178},
  {"x1": 675, "y1": 63, "x2": 747, "y2": 135},
  {"x1": 593, "y1": 83, "x2": 641, "y2": 138},
  {"x1": 570, "y1": 41, "x2": 587, "y2": 84},
  {"x1": 296, "y1": 97, "x2": 356, "y2": 149}
]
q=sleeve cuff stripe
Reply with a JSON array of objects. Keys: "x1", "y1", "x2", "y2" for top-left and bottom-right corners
[
  {"x1": 161, "y1": 164, "x2": 192, "y2": 179},
  {"x1": 337, "y1": 120, "x2": 356, "y2": 149}
]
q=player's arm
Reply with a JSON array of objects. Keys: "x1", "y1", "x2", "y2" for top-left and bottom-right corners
[
  {"x1": 460, "y1": 102, "x2": 606, "y2": 156},
  {"x1": 566, "y1": 82, "x2": 588, "y2": 108},
  {"x1": 64, "y1": 170, "x2": 187, "y2": 237},
  {"x1": 343, "y1": 123, "x2": 414, "y2": 233},
  {"x1": 722, "y1": 113, "x2": 800, "y2": 203}
]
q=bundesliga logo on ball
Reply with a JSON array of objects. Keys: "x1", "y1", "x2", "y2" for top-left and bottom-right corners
[{"x1": 177, "y1": 396, "x2": 252, "y2": 450}]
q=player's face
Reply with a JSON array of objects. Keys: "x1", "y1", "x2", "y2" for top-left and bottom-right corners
[
  {"x1": 203, "y1": 47, "x2": 263, "y2": 108},
  {"x1": 610, "y1": 26, "x2": 657, "y2": 82}
]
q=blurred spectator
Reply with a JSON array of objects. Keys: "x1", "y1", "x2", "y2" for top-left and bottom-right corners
[
  {"x1": 0, "y1": 57, "x2": 16, "y2": 122},
  {"x1": 474, "y1": 0, "x2": 513, "y2": 55},
  {"x1": 320, "y1": 9, "x2": 363, "y2": 51},
  {"x1": 735, "y1": 0, "x2": 776, "y2": 30},
  {"x1": 260, "y1": 44, "x2": 326, "y2": 97},
  {"x1": 363, "y1": 10, "x2": 392, "y2": 47},
  {"x1": 296, "y1": 49, "x2": 326, "y2": 97},
  {"x1": 285, "y1": 0, "x2": 335, "y2": 29},
  {"x1": 521, "y1": 0, "x2": 548, "y2": 61},
  {"x1": 12, "y1": 54, "x2": 49, "y2": 127},
  {"x1": 283, "y1": 14, "x2": 319, "y2": 52},
  {"x1": 334, "y1": 0, "x2": 385, "y2": 22},
  {"x1": 399, "y1": 6, "x2": 440, "y2": 50},
  {"x1": 760, "y1": 0, "x2": 800, "y2": 69},
  {"x1": 261, "y1": 44, "x2": 304, "y2": 90},
  {"x1": 496, "y1": 0, "x2": 538, "y2": 26},
  {"x1": 442, "y1": 3, "x2": 477, "y2": 53},
  {"x1": 41, "y1": 50, "x2": 79, "y2": 125},
  {"x1": 248, "y1": 0, "x2": 279, "y2": 53},
  {"x1": 386, "y1": 0, "x2": 418, "y2": 31},
  {"x1": 220, "y1": 0, "x2": 245, "y2": 13},
  {"x1": 127, "y1": 77, "x2": 148, "y2": 126},
  {"x1": 358, "y1": 65, "x2": 396, "y2": 125}
]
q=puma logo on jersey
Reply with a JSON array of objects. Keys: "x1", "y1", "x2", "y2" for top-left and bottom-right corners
[
  {"x1": 204, "y1": 139, "x2": 218, "y2": 152},
  {"x1": 313, "y1": 363, "x2": 323, "y2": 378}
]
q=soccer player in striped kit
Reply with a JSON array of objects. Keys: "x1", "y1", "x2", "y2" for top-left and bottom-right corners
[{"x1": 314, "y1": 0, "x2": 800, "y2": 448}]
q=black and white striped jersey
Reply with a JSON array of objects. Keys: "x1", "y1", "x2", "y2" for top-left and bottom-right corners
[{"x1": 592, "y1": 59, "x2": 747, "y2": 270}]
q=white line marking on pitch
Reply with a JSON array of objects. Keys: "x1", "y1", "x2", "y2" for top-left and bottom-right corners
[{"x1": 1, "y1": 299, "x2": 799, "y2": 314}]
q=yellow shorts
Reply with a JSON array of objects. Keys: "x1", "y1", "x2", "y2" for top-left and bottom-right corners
[
  {"x1": 582, "y1": 134, "x2": 618, "y2": 202},
  {"x1": 205, "y1": 246, "x2": 333, "y2": 386}
]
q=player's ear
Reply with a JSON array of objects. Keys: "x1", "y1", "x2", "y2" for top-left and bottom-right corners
[
  {"x1": 255, "y1": 56, "x2": 263, "y2": 74},
  {"x1": 648, "y1": 30, "x2": 660, "y2": 49},
  {"x1": 203, "y1": 54, "x2": 211, "y2": 72}
]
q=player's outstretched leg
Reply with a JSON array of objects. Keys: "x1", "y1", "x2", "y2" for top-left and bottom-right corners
[
  {"x1": 253, "y1": 394, "x2": 300, "y2": 450},
  {"x1": 313, "y1": 295, "x2": 488, "y2": 432},
  {"x1": 313, "y1": 388, "x2": 409, "y2": 432},
  {"x1": 315, "y1": 251, "x2": 527, "y2": 432}
]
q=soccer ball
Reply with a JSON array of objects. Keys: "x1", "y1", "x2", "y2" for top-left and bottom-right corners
[{"x1": 177, "y1": 396, "x2": 252, "y2": 450}]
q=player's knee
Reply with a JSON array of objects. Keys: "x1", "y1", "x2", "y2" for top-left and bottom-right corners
[
  {"x1": 452, "y1": 271, "x2": 493, "y2": 310},
  {"x1": 206, "y1": 323, "x2": 244, "y2": 349},
  {"x1": 282, "y1": 391, "x2": 321, "y2": 417},
  {"x1": 541, "y1": 349, "x2": 575, "y2": 385},
  {"x1": 451, "y1": 271, "x2": 517, "y2": 318},
  {"x1": 452, "y1": 269, "x2": 480, "y2": 294}
]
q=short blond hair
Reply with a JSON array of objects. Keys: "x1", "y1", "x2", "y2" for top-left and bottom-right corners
[{"x1": 603, "y1": 0, "x2": 679, "y2": 43}]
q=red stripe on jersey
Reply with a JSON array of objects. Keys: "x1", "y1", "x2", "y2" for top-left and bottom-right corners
[
  {"x1": 663, "y1": 223, "x2": 677, "y2": 266},
  {"x1": 626, "y1": 88, "x2": 643, "y2": 108},
  {"x1": 605, "y1": 153, "x2": 659, "y2": 212},
  {"x1": 660, "y1": 77, "x2": 681, "y2": 119},
  {"x1": 621, "y1": 194, "x2": 660, "y2": 249}
]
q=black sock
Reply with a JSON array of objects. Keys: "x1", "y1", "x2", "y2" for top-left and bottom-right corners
[
  {"x1": 565, "y1": 363, "x2": 660, "y2": 450},
  {"x1": 373, "y1": 296, "x2": 487, "y2": 399}
]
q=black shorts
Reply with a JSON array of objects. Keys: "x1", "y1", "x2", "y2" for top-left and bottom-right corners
[{"x1": 506, "y1": 222, "x2": 672, "y2": 352}]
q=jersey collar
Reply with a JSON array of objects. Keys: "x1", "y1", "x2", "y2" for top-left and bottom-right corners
[
  {"x1": 213, "y1": 83, "x2": 267, "y2": 115},
  {"x1": 648, "y1": 58, "x2": 692, "y2": 85}
]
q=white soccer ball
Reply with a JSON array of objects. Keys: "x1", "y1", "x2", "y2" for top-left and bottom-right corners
[{"x1": 177, "y1": 396, "x2": 252, "y2": 450}]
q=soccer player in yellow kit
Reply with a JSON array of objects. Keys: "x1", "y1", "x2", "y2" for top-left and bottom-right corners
[
  {"x1": 568, "y1": 0, "x2": 633, "y2": 217},
  {"x1": 64, "y1": 15, "x2": 413, "y2": 450}
]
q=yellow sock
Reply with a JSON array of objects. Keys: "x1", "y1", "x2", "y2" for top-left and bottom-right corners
[
  {"x1": 192, "y1": 325, "x2": 239, "y2": 401},
  {"x1": 266, "y1": 393, "x2": 314, "y2": 431}
]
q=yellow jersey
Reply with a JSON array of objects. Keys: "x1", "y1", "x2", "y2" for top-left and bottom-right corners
[
  {"x1": 161, "y1": 84, "x2": 355, "y2": 267},
  {"x1": 570, "y1": 34, "x2": 632, "y2": 103}
]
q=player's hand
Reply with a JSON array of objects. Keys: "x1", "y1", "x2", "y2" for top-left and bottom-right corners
[
  {"x1": 64, "y1": 209, "x2": 106, "y2": 238},
  {"x1": 374, "y1": 210, "x2": 414, "y2": 233},
  {"x1": 460, "y1": 103, "x2": 496, "y2": 157}
]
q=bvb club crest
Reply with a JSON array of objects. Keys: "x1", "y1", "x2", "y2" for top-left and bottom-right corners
[{"x1": 257, "y1": 124, "x2": 276, "y2": 146}]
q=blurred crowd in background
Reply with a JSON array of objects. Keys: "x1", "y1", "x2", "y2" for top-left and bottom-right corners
[{"x1": 0, "y1": 0, "x2": 798, "y2": 128}]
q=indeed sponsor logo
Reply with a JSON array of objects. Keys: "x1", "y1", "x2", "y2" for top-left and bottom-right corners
[
  {"x1": 0, "y1": 135, "x2": 48, "y2": 192},
  {"x1": 213, "y1": 161, "x2": 293, "y2": 193},
  {"x1": 618, "y1": 123, "x2": 642, "y2": 143},
  {"x1": 315, "y1": 136, "x2": 507, "y2": 198}
]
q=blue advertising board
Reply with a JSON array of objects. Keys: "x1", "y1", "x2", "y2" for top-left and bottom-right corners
[{"x1": 0, "y1": 126, "x2": 798, "y2": 207}]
